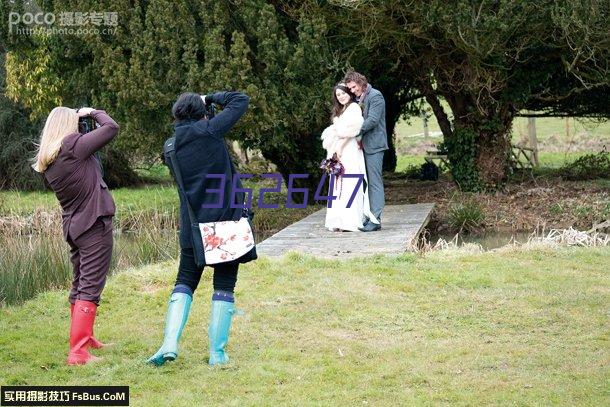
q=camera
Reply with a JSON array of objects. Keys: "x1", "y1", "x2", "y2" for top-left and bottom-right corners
[
  {"x1": 78, "y1": 114, "x2": 98, "y2": 134},
  {"x1": 76, "y1": 109, "x2": 103, "y2": 175},
  {"x1": 203, "y1": 103, "x2": 216, "y2": 119}
]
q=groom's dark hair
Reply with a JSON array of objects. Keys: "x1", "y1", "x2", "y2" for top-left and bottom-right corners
[{"x1": 343, "y1": 70, "x2": 368, "y2": 88}]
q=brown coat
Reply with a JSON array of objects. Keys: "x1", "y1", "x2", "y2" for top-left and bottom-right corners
[{"x1": 44, "y1": 110, "x2": 119, "y2": 241}]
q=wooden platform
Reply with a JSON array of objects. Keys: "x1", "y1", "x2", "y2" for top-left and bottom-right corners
[{"x1": 256, "y1": 203, "x2": 435, "y2": 259}]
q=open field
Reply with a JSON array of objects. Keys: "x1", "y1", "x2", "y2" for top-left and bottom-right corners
[
  {"x1": 0, "y1": 181, "x2": 322, "y2": 235},
  {"x1": 395, "y1": 151, "x2": 600, "y2": 173},
  {"x1": 395, "y1": 111, "x2": 610, "y2": 148},
  {"x1": 0, "y1": 246, "x2": 608, "y2": 405},
  {"x1": 394, "y1": 110, "x2": 609, "y2": 171}
]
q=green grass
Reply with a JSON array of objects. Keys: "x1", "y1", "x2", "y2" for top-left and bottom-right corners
[
  {"x1": 0, "y1": 232, "x2": 178, "y2": 306},
  {"x1": 0, "y1": 246, "x2": 608, "y2": 405},
  {"x1": 396, "y1": 110, "x2": 610, "y2": 144},
  {"x1": 447, "y1": 197, "x2": 485, "y2": 233},
  {"x1": 537, "y1": 151, "x2": 592, "y2": 168},
  {"x1": 0, "y1": 185, "x2": 179, "y2": 216},
  {"x1": 394, "y1": 151, "x2": 595, "y2": 173},
  {"x1": 0, "y1": 181, "x2": 322, "y2": 235},
  {"x1": 396, "y1": 155, "x2": 427, "y2": 172},
  {"x1": 0, "y1": 180, "x2": 322, "y2": 306},
  {"x1": 134, "y1": 163, "x2": 173, "y2": 184},
  {"x1": 0, "y1": 180, "x2": 321, "y2": 217},
  {"x1": 0, "y1": 179, "x2": 274, "y2": 215},
  {"x1": 511, "y1": 116, "x2": 610, "y2": 142}
]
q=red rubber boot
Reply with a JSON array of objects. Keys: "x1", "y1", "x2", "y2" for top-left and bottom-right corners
[
  {"x1": 67, "y1": 300, "x2": 101, "y2": 365},
  {"x1": 70, "y1": 303, "x2": 107, "y2": 349}
]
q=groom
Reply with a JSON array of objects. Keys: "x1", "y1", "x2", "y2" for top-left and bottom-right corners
[{"x1": 343, "y1": 70, "x2": 388, "y2": 232}]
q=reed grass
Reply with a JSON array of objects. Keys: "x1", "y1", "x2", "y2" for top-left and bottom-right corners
[
  {"x1": 0, "y1": 228, "x2": 179, "y2": 306},
  {"x1": 0, "y1": 234, "x2": 72, "y2": 306},
  {"x1": 0, "y1": 181, "x2": 321, "y2": 306},
  {"x1": 446, "y1": 195, "x2": 486, "y2": 233}
]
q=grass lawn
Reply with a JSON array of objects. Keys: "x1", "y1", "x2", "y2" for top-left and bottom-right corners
[
  {"x1": 0, "y1": 185, "x2": 178, "y2": 216},
  {"x1": 536, "y1": 151, "x2": 592, "y2": 168},
  {"x1": 0, "y1": 246, "x2": 608, "y2": 405},
  {"x1": 0, "y1": 178, "x2": 279, "y2": 216},
  {"x1": 394, "y1": 151, "x2": 596, "y2": 173},
  {"x1": 396, "y1": 110, "x2": 610, "y2": 143},
  {"x1": 396, "y1": 155, "x2": 427, "y2": 172},
  {"x1": 0, "y1": 181, "x2": 322, "y2": 235}
]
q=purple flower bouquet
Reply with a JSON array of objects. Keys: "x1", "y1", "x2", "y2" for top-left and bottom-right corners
[
  {"x1": 319, "y1": 152, "x2": 345, "y2": 199},
  {"x1": 319, "y1": 152, "x2": 345, "y2": 176}
]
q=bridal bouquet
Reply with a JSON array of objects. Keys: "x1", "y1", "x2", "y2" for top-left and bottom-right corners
[
  {"x1": 319, "y1": 152, "x2": 345, "y2": 199},
  {"x1": 319, "y1": 152, "x2": 345, "y2": 176}
]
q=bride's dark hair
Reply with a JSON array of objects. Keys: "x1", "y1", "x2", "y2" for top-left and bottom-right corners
[{"x1": 331, "y1": 83, "x2": 356, "y2": 121}]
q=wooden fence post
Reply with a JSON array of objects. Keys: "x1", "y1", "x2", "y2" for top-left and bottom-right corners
[
  {"x1": 422, "y1": 112, "x2": 429, "y2": 140},
  {"x1": 527, "y1": 117, "x2": 539, "y2": 166}
]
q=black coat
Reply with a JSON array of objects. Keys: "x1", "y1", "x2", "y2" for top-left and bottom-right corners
[{"x1": 170, "y1": 91, "x2": 256, "y2": 264}]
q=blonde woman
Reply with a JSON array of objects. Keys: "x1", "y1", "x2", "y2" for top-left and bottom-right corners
[{"x1": 33, "y1": 106, "x2": 119, "y2": 365}]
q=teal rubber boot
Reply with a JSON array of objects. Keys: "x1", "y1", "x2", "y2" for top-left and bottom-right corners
[
  {"x1": 147, "y1": 292, "x2": 192, "y2": 366},
  {"x1": 208, "y1": 299, "x2": 236, "y2": 365}
]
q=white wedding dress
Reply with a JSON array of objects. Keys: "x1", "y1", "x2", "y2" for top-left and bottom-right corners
[{"x1": 321, "y1": 103, "x2": 379, "y2": 231}]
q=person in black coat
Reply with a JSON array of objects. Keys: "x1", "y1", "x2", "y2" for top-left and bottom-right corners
[{"x1": 148, "y1": 91, "x2": 256, "y2": 367}]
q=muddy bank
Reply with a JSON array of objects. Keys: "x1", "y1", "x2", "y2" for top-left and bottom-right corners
[{"x1": 384, "y1": 174, "x2": 609, "y2": 234}]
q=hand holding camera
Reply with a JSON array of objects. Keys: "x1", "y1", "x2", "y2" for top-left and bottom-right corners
[
  {"x1": 199, "y1": 95, "x2": 216, "y2": 119},
  {"x1": 75, "y1": 107, "x2": 98, "y2": 134},
  {"x1": 76, "y1": 107, "x2": 95, "y2": 117}
]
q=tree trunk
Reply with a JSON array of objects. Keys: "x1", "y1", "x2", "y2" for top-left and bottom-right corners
[
  {"x1": 448, "y1": 96, "x2": 514, "y2": 190},
  {"x1": 378, "y1": 83, "x2": 402, "y2": 172},
  {"x1": 383, "y1": 120, "x2": 397, "y2": 172},
  {"x1": 427, "y1": 90, "x2": 515, "y2": 190},
  {"x1": 473, "y1": 125, "x2": 512, "y2": 188},
  {"x1": 424, "y1": 91, "x2": 453, "y2": 139}
]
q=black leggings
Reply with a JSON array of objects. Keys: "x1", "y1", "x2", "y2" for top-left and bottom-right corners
[{"x1": 175, "y1": 248, "x2": 239, "y2": 293}]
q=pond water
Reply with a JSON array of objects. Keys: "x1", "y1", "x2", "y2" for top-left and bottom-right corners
[{"x1": 430, "y1": 231, "x2": 535, "y2": 250}]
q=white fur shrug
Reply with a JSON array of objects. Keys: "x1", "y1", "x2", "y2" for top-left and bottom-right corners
[{"x1": 321, "y1": 103, "x2": 363, "y2": 158}]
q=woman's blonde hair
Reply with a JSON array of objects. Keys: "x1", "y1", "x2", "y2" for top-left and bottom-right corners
[{"x1": 32, "y1": 106, "x2": 79, "y2": 173}]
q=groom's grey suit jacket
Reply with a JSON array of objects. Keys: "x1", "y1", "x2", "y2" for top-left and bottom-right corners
[{"x1": 359, "y1": 87, "x2": 388, "y2": 154}]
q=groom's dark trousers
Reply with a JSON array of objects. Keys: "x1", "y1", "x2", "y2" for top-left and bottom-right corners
[{"x1": 364, "y1": 151, "x2": 385, "y2": 221}]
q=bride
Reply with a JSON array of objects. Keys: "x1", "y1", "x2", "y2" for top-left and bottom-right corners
[{"x1": 321, "y1": 83, "x2": 379, "y2": 232}]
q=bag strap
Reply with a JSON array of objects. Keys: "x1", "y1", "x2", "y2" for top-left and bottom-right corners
[{"x1": 164, "y1": 137, "x2": 198, "y2": 225}]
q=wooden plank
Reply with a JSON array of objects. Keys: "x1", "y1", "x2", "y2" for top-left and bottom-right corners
[{"x1": 256, "y1": 203, "x2": 435, "y2": 259}]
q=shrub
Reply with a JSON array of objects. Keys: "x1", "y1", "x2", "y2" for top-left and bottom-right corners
[
  {"x1": 0, "y1": 53, "x2": 45, "y2": 190},
  {"x1": 560, "y1": 149, "x2": 610, "y2": 180},
  {"x1": 403, "y1": 164, "x2": 422, "y2": 180},
  {"x1": 447, "y1": 196, "x2": 486, "y2": 233}
]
